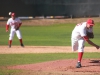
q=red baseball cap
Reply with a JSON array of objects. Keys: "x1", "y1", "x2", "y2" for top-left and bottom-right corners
[
  {"x1": 11, "y1": 13, "x2": 15, "y2": 16},
  {"x1": 87, "y1": 19, "x2": 94, "y2": 26}
]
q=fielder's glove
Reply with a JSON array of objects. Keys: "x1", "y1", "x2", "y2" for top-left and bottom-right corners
[
  {"x1": 86, "y1": 32, "x2": 94, "y2": 39},
  {"x1": 14, "y1": 25, "x2": 19, "y2": 30}
]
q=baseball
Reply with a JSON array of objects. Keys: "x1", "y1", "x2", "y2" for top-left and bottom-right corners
[{"x1": 9, "y1": 12, "x2": 11, "y2": 15}]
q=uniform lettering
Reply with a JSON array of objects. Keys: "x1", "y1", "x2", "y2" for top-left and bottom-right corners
[{"x1": 11, "y1": 22, "x2": 18, "y2": 26}]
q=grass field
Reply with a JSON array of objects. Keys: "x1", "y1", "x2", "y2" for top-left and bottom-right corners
[{"x1": 0, "y1": 23, "x2": 100, "y2": 46}]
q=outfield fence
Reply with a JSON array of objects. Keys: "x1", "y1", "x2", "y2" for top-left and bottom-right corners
[{"x1": 0, "y1": 0, "x2": 100, "y2": 18}]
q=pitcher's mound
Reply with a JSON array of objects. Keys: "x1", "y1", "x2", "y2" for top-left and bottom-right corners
[{"x1": 8, "y1": 59, "x2": 100, "y2": 74}]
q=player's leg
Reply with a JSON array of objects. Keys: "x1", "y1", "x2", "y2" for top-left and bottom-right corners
[
  {"x1": 9, "y1": 30, "x2": 15, "y2": 47},
  {"x1": 76, "y1": 38, "x2": 85, "y2": 68},
  {"x1": 71, "y1": 38, "x2": 78, "y2": 51},
  {"x1": 16, "y1": 30, "x2": 24, "y2": 47}
]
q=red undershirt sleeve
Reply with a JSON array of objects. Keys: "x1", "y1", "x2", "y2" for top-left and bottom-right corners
[
  {"x1": 19, "y1": 23, "x2": 22, "y2": 27},
  {"x1": 6, "y1": 24, "x2": 9, "y2": 31},
  {"x1": 83, "y1": 36, "x2": 89, "y2": 41}
]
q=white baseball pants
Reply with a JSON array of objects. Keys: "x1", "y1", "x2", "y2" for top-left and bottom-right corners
[
  {"x1": 9, "y1": 29, "x2": 22, "y2": 40},
  {"x1": 71, "y1": 38, "x2": 85, "y2": 52}
]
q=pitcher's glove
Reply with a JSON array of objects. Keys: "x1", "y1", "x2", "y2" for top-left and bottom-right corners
[
  {"x1": 14, "y1": 25, "x2": 19, "y2": 30},
  {"x1": 86, "y1": 32, "x2": 94, "y2": 39}
]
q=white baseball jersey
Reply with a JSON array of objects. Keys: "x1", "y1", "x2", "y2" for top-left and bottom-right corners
[
  {"x1": 7, "y1": 18, "x2": 22, "y2": 40},
  {"x1": 7, "y1": 18, "x2": 22, "y2": 29},
  {"x1": 72, "y1": 22, "x2": 93, "y2": 40}
]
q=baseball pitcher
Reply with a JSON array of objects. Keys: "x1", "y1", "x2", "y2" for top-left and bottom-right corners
[
  {"x1": 6, "y1": 12, "x2": 24, "y2": 48},
  {"x1": 71, "y1": 19, "x2": 99, "y2": 68}
]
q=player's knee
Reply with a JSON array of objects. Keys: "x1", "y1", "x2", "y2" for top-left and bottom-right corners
[
  {"x1": 78, "y1": 46, "x2": 84, "y2": 52},
  {"x1": 72, "y1": 46, "x2": 78, "y2": 51},
  {"x1": 78, "y1": 48, "x2": 84, "y2": 52},
  {"x1": 18, "y1": 36, "x2": 22, "y2": 39},
  {"x1": 17, "y1": 35, "x2": 22, "y2": 39},
  {"x1": 9, "y1": 35, "x2": 14, "y2": 40}
]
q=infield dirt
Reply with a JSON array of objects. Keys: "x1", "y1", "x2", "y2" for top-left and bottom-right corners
[{"x1": 0, "y1": 46, "x2": 100, "y2": 75}]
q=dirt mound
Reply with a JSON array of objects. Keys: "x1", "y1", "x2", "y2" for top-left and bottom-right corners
[{"x1": 7, "y1": 59, "x2": 100, "y2": 75}]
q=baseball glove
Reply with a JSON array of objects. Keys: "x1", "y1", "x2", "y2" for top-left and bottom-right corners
[
  {"x1": 86, "y1": 32, "x2": 94, "y2": 39},
  {"x1": 14, "y1": 25, "x2": 19, "y2": 30}
]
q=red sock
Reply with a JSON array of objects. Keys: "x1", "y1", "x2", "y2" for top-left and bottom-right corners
[
  {"x1": 9, "y1": 40, "x2": 12, "y2": 45},
  {"x1": 78, "y1": 52, "x2": 83, "y2": 62},
  {"x1": 19, "y1": 39, "x2": 23, "y2": 44}
]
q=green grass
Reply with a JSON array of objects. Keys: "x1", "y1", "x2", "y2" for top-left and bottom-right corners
[{"x1": 0, "y1": 23, "x2": 100, "y2": 46}]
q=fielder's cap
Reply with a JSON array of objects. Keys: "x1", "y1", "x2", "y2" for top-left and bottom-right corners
[
  {"x1": 87, "y1": 19, "x2": 94, "y2": 26},
  {"x1": 11, "y1": 13, "x2": 15, "y2": 16}
]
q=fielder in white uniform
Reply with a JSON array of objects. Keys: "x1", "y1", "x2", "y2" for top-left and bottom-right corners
[
  {"x1": 71, "y1": 19, "x2": 99, "y2": 68},
  {"x1": 6, "y1": 12, "x2": 24, "y2": 48}
]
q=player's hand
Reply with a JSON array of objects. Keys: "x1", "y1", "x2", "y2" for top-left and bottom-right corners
[
  {"x1": 95, "y1": 45, "x2": 99, "y2": 49},
  {"x1": 6, "y1": 30, "x2": 8, "y2": 32}
]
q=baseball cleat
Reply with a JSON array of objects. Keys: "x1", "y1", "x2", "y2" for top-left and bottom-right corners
[
  {"x1": 9, "y1": 45, "x2": 11, "y2": 48},
  {"x1": 76, "y1": 62, "x2": 82, "y2": 68},
  {"x1": 21, "y1": 43, "x2": 24, "y2": 47}
]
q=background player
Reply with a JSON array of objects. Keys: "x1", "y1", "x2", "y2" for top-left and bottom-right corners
[
  {"x1": 71, "y1": 19, "x2": 99, "y2": 68},
  {"x1": 6, "y1": 12, "x2": 24, "y2": 48}
]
